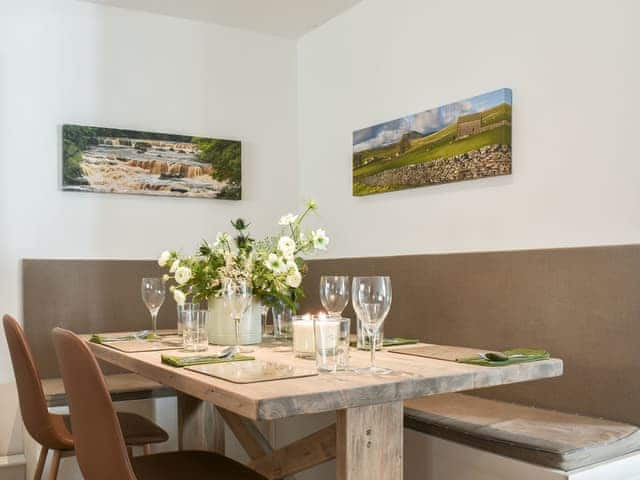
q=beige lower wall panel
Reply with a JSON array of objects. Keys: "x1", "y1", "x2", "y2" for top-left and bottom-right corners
[{"x1": 0, "y1": 383, "x2": 23, "y2": 457}]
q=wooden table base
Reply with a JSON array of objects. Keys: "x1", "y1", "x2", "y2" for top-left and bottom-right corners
[
  {"x1": 337, "y1": 401, "x2": 403, "y2": 480},
  {"x1": 177, "y1": 394, "x2": 403, "y2": 480}
]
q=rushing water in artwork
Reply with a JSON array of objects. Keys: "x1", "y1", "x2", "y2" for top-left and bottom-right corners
[{"x1": 62, "y1": 125, "x2": 241, "y2": 200}]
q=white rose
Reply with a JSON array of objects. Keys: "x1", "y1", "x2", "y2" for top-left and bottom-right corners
[
  {"x1": 158, "y1": 251, "x2": 171, "y2": 267},
  {"x1": 286, "y1": 259, "x2": 298, "y2": 272},
  {"x1": 264, "y1": 253, "x2": 287, "y2": 273},
  {"x1": 278, "y1": 236, "x2": 296, "y2": 258},
  {"x1": 278, "y1": 213, "x2": 298, "y2": 226},
  {"x1": 173, "y1": 289, "x2": 186, "y2": 306},
  {"x1": 169, "y1": 259, "x2": 180, "y2": 273},
  {"x1": 312, "y1": 229, "x2": 330, "y2": 250},
  {"x1": 286, "y1": 270, "x2": 302, "y2": 288},
  {"x1": 174, "y1": 266, "x2": 192, "y2": 285}
]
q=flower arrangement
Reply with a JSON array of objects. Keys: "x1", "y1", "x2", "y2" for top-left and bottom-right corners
[{"x1": 158, "y1": 201, "x2": 329, "y2": 312}]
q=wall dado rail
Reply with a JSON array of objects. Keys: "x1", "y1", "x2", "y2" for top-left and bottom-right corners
[{"x1": 23, "y1": 244, "x2": 640, "y2": 423}]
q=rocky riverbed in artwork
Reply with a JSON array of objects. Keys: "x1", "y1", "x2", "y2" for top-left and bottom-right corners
[{"x1": 67, "y1": 145, "x2": 224, "y2": 197}]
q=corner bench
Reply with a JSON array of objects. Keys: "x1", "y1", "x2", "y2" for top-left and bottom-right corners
[
  {"x1": 42, "y1": 373, "x2": 175, "y2": 407},
  {"x1": 404, "y1": 393, "x2": 640, "y2": 479}
]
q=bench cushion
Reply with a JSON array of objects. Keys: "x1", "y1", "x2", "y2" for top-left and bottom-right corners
[
  {"x1": 42, "y1": 373, "x2": 175, "y2": 407},
  {"x1": 404, "y1": 393, "x2": 640, "y2": 471}
]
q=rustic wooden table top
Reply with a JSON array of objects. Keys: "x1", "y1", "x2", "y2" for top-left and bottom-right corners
[{"x1": 86, "y1": 336, "x2": 563, "y2": 421}]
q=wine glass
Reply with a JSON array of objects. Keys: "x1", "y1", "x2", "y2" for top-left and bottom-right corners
[
  {"x1": 320, "y1": 276, "x2": 350, "y2": 316},
  {"x1": 352, "y1": 276, "x2": 392, "y2": 374},
  {"x1": 141, "y1": 277, "x2": 165, "y2": 335},
  {"x1": 221, "y1": 279, "x2": 252, "y2": 355}
]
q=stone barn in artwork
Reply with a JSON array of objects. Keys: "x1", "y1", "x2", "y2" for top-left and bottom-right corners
[{"x1": 456, "y1": 112, "x2": 482, "y2": 138}]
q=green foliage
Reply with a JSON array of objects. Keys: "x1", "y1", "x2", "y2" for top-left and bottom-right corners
[
  {"x1": 352, "y1": 182, "x2": 407, "y2": 196},
  {"x1": 62, "y1": 125, "x2": 100, "y2": 183},
  {"x1": 193, "y1": 138, "x2": 241, "y2": 185}
]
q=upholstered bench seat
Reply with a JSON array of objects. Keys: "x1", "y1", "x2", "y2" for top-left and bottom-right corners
[
  {"x1": 404, "y1": 393, "x2": 640, "y2": 471},
  {"x1": 42, "y1": 373, "x2": 175, "y2": 407}
]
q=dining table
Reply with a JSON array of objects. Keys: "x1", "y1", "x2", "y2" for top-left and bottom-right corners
[{"x1": 86, "y1": 334, "x2": 563, "y2": 480}]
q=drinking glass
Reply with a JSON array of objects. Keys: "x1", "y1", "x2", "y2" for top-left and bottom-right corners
[
  {"x1": 352, "y1": 276, "x2": 392, "y2": 374},
  {"x1": 221, "y1": 279, "x2": 252, "y2": 355},
  {"x1": 141, "y1": 277, "x2": 165, "y2": 335},
  {"x1": 320, "y1": 276, "x2": 350, "y2": 316},
  {"x1": 258, "y1": 304, "x2": 272, "y2": 342},
  {"x1": 176, "y1": 302, "x2": 200, "y2": 335},
  {"x1": 315, "y1": 315, "x2": 350, "y2": 372},
  {"x1": 182, "y1": 309, "x2": 209, "y2": 352},
  {"x1": 272, "y1": 302, "x2": 293, "y2": 341}
]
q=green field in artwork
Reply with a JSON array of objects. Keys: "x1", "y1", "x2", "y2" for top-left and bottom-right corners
[
  {"x1": 352, "y1": 89, "x2": 512, "y2": 196},
  {"x1": 62, "y1": 124, "x2": 241, "y2": 200}
]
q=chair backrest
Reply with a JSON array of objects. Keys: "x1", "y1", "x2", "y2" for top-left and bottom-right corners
[
  {"x1": 2, "y1": 314, "x2": 73, "y2": 450},
  {"x1": 52, "y1": 328, "x2": 136, "y2": 480}
]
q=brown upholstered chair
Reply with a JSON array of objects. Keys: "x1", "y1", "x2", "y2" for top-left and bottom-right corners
[
  {"x1": 2, "y1": 315, "x2": 169, "y2": 480},
  {"x1": 51, "y1": 327, "x2": 266, "y2": 480}
]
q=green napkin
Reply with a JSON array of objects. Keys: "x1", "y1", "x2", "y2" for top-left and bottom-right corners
[
  {"x1": 350, "y1": 337, "x2": 420, "y2": 349},
  {"x1": 457, "y1": 348, "x2": 550, "y2": 367},
  {"x1": 89, "y1": 333, "x2": 160, "y2": 344},
  {"x1": 161, "y1": 353, "x2": 255, "y2": 368}
]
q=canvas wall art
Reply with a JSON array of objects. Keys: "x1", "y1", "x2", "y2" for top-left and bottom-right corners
[
  {"x1": 352, "y1": 88, "x2": 512, "y2": 196},
  {"x1": 62, "y1": 125, "x2": 241, "y2": 200}
]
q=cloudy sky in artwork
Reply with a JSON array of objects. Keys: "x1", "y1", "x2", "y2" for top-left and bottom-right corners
[{"x1": 353, "y1": 88, "x2": 512, "y2": 153}]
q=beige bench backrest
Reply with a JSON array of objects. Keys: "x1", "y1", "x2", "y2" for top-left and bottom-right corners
[{"x1": 21, "y1": 245, "x2": 640, "y2": 424}]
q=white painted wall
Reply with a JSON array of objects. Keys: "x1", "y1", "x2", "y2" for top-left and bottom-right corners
[
  {"x1": 298, "y1": 0, "x2": 640, "y2": 259},
  {"x1": 0, "y1": 0, "x2": 298, "y2": 383}
]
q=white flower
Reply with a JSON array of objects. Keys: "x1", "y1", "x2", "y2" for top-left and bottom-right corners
[
  {"x1": 278, "y1": 213, "x2": 298, "y2": 226},
  {"x1": 162, "y1": 274, "x2": 170, "y2": 282},
  {"x1": 286, "y1": 270, "x2": 302, "y2": 288},
  {"x1": 175, "y1": 266, "x2": 192, "y2": 285},
  {"x1": 214, "y1": 232, "x2": 230, "y2": 247},
  {"x1": 158, "y1": 251, "x2": 171, "y2": 267},
  {"x1": 169, "y1": 259, "x2": 180, "y2": 273},
  {"x1": 173, "y1": 289, "x2": 186, "y2": 306},
  {"x1": 306, "y1": 199, "x2": 317, "y2": 210},
  {"x1": 278, "y1": 236, "x2": 296, "y2": 258},
  {"x1": 264, "y1": 253, "x2": 287, "y2": 273},
  {"x1": 312, "y1": 229, "x2": 330, "y2": 250},
  {"x1": 286, "y1": 259, "x2": 298, "y2": 272}
]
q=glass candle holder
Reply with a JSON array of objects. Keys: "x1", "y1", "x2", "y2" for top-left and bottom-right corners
[
  {"x1": 292, "y1": 314, "x2": 315, "y2": 358},
  {"x1": 176, "y1": 302, "x2": 200, "y2": 335},
  {"x1": 182, "y1": 309, "x2": 209, "y2": 352}
]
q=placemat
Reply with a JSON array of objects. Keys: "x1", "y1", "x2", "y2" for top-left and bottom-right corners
[
  {"x1": 187, "y1": 360, "x2": 318, "y2": 384},
  {"x1": 389, "y1": 344, "x2": 497, "y2": 362},
  {"x1": 100, "y1": 338, "x2": 183, "y2": 353}
]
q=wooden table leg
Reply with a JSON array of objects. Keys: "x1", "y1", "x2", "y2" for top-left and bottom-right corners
[
  {"x1": 177, "y1": 392, "x2": 225, "y2": 454},
  {"x1": 336, "y1": 400, "x2": 403, "y2": 480}
]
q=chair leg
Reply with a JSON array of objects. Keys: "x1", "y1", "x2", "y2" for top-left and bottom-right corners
[
  {"x1": 47, "y1": 450, "x2": 61, "y2": 480},
  {"x1": 143, "y1": 444, "x2": 151, "y2": 456},
  {"x1": 33, "y1": 446, "x2": 48, "y2": 480}
]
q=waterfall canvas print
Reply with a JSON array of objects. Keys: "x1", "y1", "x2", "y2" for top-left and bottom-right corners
[
  {"x1": 352, "y1": 88, "x2": 512, "y2": 196},
  {"x1": 62, "y1": 125, "x2": 241, "y2": 200}
]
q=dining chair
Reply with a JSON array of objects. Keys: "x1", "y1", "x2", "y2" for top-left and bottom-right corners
[
  {"x1": 51, "y1": 327, "x2": 266, "y2": 480},
  {"x1": 2, "y1": 315, "x2": 170, "y2": 480}
]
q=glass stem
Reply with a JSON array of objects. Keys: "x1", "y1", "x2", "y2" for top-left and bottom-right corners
[
  {"x1": 234, "y1": 316, "x2": 241, "y2": 351},
  {"x1": 370, "y1": 329, "x2": 378, "y2": 370},
  {"x1": 151, "y1": 312, "x2": 158, "y2": 334}
]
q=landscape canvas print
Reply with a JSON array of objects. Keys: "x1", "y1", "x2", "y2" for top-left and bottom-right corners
[
  {"x1": 352, "y1": 88, "x2": 512, "y2": 196},
  {"x1": 62, "y1": 125, "x2": 241, "y2": 200}
]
